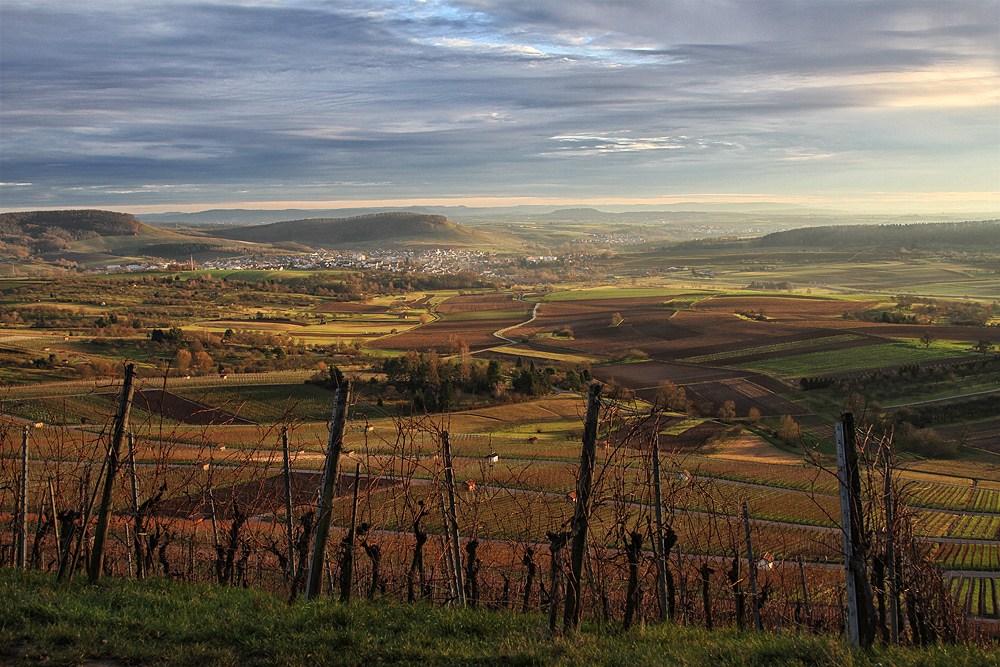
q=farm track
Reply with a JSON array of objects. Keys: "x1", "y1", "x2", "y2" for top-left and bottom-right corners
[{"x1": 491, "y1": 297, "x2": 539, "y2": 344}]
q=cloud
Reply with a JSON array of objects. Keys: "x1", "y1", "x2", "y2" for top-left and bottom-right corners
[{"x1": 0, "y1": 0, "x2": 997, "y2": 210}]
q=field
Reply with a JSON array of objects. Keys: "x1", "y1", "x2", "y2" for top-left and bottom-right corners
[
  {"x1": 733, "y1": 342, "x2": 974, "y2": 379},
  {"x1": 369, "y1": 292, "x2": 534, "y2": 352},
  {"x1": 2, "y1": 237, "x2": 1000, "y2": 644}
]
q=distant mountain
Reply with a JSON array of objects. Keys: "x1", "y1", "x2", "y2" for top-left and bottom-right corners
[
  {"x1": 752, "y1": 220, "x2": 1000, "y2": 250},
  {"x1": 213, "y1": 212, "x2": 476, "y2": 247}
]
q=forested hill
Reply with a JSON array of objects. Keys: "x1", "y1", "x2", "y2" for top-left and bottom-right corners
[
  {"x1": 0, "y1": 209, "x2": 151, "y2": 257},
  {"x1": 0, "y1": 209, "x2": 145, "y2": 237},
  {"x1": 214, "y1": 212, "x2": 474, "y2": 246},
  {"x1": 752, "y1": 220, "x2": 1000, "y2": 250}
]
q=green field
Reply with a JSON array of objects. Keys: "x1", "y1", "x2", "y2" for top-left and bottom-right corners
[
  {"x1": 734, "y1": 341, "x2": 972, "y2": 378},
  {"x1": 680, "y1": 334, "x2": 865, "y2": 364}
]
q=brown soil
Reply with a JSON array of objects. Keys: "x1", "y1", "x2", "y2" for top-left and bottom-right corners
[
  {"x1": 693, "y1": 295, "x2": 880, "y2": 319},
  {"x1": 369, "y1": 313, "x2": 527, "y2": 352},
  {"x1": 129, "y1": 389, "x2": 256, "y2": 426},
  {"x1": 313, "y1": 302, "x2": 390, "y2": 313},
  {"x1": 605, "y1": 416, "x2": 728, "y2": 453},
  {"x1": 155, "y1": 472, "x2": 399, "y2": 520},
  {"x1": 434, "y1": 293, "x2": 522, "y2": 313}
]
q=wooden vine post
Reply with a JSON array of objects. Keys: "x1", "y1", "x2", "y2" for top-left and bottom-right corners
[
  {"x1": 651, "y1": 424, "x2": 669, "y2": 622},
  {"x1": 305, "y1": 386, "x2": 349, "y2": 601},
  {"x1": 441, "y1": 431, "x2": 466, "y2": 606},
  {"x1": 88, "y1": 363, "x2": 136, "y2": 584},
  {"x1": 563, "y1": 382, "x2": 601, "y2": 632},
  {"x1": 127, "y1": 432, "x2": 143, "y2": 579},
  {"x1": 884, "y1": 454, "x2": 899, "y2": 644},
  {"x1": 281, "y1": 427, "x2": 295, "y2": 584},
  {"x1": 340, "y1": 461, "x2": 361, "y2": 602},
  {"x1": 835, "y1": 412, "x2": 877, "y2": 648},
  {"x1": 17, "y1": 426, "x2": 29, "y2": 569},
  {"x1": 742, "y1": 501, "x2": 762, "y2": 631}
]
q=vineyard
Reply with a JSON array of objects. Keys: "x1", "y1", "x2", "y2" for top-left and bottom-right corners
[{"x1": 3, "y1": 373, "x2": 997, "y2": 650}]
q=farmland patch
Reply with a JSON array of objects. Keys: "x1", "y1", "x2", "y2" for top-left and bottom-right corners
[
  {"x1": 733, "y1": 342, "x2": 974, "y2": 379},
  {"x1": 312, "y1": 302, "x2": 390, "y2": 314},
  {"x1": 124, "y1": 388, "x2": 255, "y2": 425},
  {"x1": 156, "y1": 472, "x2": 398, "y2": 519}
]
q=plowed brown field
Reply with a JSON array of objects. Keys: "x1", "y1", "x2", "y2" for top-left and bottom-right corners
[
  {"x1": 120, "y1": 389, "x2": 255, "y2": 426},
  {"x1": 156, "y1": 472, "x2": 398, "y2": 519},
  {"x1": 369, "y1": 313, "x2": 527, "y2": 352},
  {"x1": 434, "y1": 293, "x2": 522, "y2": 313},
  {"x1": 313, "y1": 302, "x2": 390, "y2": 313},
  {"x1": 692, "y1": 295, "x2": 880, "y2": 319}
]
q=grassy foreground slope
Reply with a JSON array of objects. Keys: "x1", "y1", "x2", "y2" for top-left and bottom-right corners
[{"x1": 1, "y1": 570, "x2": 993, "y2": 667}]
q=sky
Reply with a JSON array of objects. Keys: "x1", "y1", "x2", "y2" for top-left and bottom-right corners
[{"x1": 1, "y1": 0, "x2": 998, "y2": 214}]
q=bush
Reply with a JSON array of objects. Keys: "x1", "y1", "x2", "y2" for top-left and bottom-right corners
[{"x1": 893, "y1": 422, "x2": 958, "y2": 458}]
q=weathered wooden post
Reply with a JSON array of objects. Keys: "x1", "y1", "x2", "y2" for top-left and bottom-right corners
[
  {"x1": 439, "y1": 495, "x2": 458, "y2": 602},
  {"x1": 651, "y1": 430, "x2": 668, "y2": 622},
  {"x1": 742, "y1": 501, "x2": 762, "y2": 631},
  {"x1": 305, "y1": 386, "x2": 349, "y2": 601},
  {"x1": 17, "y1": 426, "x2": 29, "y2": 569},
  {"x1": 339, "y1": 462, "x2": 361, "y2": 602},
  {"x1": 127, "y1": 432, "x2": 144, "y2": 579},
  {"x1": 441, "y1": 431, "x2": 466, "y2": 606},
  {"x1": 89, "y1": 363, "x2": 136, "y2": 584},
  {"x1": 281, "y1": 427, "x2": 295, "y2": 584},
  {"x1": 884, "y1": 456, "x2": 899, "y2": 644},
  {"x1": 835, "y1": 419, "x2": 859, "y2": 644},
  {"x1": 547, "y1": 530, "x2": 568, "y2": 634},
  {"x1": 624, "y1": 531, "x2": 644, "y2": 630},
  {"x1": 564, "y1": 382, "x2": 601, "y2": 632},
  {"x1": 728, "y1": 555, "x2": 744, "y2": 630},
  {"x1": 700, "y1": 562, "x2": 715, "y2": 630},
  {"x1": 797, "y1": 555, "x2": 811, "y2": 625},
  {"x1": 677, "y1": 543, "x2": 687, "y2": 625},
  {"x1": 47, "y1": 478, "x2": 59, "y2": 565},
  {"x1": 835, "y1": 413, "x2": 877, "y2": 647}
]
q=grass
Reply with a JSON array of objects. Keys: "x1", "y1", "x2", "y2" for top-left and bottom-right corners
[
  {"x1": 734, "y1": 341, "x2": 972, "y2": 379},
  {"x1": 487, "y1": 346, "x2": 596, "y2": 365},
  {"x1": 679, "y1": 334, "x2": 864, "y2": 364},
  {"x1": 2, "y1": 569, "x2": 995, "y2": 667}
]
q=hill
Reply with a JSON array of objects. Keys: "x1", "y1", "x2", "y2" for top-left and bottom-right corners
[
  {"x1": 0, "y1": 209, "x2": 145, "y2": 237},
  {"x1": 0, "y1": 209, "x2": 254, "y2": 266},
  {"x1": 752, "y1": 220, "x2": 1000, "y2": 250},
  {"x1": 213, "y1": 211, "x2": 481, "y2": 248},
  {"x1": 0, "y1": 209, "x2": 152, "y2": 259}
]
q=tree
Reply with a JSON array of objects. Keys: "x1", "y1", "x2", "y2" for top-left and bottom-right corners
[
  {"x1": 920, "y1": 331, "x2": 936, "y2": 348},
  {"x1": 610, "y1": 312, "x2": 624, "y2": 326},
  {"x1": 747, "y1": 407, "x2": 761, "y2": 424},
  {"x1": 717, "y1": 400, "x2": 736, "y2": 422},
  {"x1": 655, "y1": 381, "x2": 690, "y2": 413},
  {"x1": 974, "y1": 339, "x2": 995, "y2": 355},
  {"x1": 173, "y1": 349, "x2": 192, "y2": 374},
  {"x1": 777, "y1": 415, "x2": 801, "y2": 445}
]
